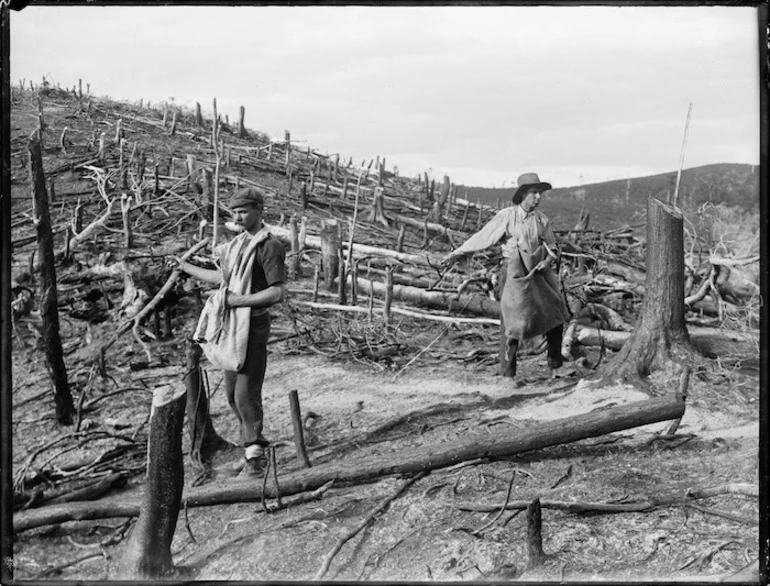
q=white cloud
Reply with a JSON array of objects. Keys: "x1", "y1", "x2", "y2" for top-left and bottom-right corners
[{"x1": 10, "y1": 4, "x2": 760, "y2": 187}]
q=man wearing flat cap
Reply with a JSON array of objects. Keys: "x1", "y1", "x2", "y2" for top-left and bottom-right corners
[
  {"x1": 176, "y1": 187, "x2": 286, "y2": 477},
  {"x1": 441, "y1": 173, "x2": 571, "y2": 386}
]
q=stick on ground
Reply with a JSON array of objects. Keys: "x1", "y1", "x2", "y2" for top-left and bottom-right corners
[{"x1": 314, "y1": 471, "x2": 427, "y2": 580}]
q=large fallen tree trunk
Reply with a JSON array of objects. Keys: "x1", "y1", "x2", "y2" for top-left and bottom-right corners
[
  {"x1": 351, "y1": 276, "x2": 500, "y2": 317},
  {"x1": 575, "y1": 324, "x2": 758, "y2": 359},
  {"x1": 14, "y1": 393, "x2": 684, "y2": 532}
]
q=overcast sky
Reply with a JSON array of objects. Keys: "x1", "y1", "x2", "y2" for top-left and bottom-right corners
[{"x1": 9, "y1": 5, "x2": 760, "y2": 189}]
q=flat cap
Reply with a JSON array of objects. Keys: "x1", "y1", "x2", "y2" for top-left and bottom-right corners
[{"x1": 229, "y1": 187, "x2": 265, "y2": 209}]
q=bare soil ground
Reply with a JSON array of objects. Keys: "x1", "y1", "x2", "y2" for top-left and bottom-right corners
[{"x1": 11, "y1": 320, "x2": 760, "y2": 581}]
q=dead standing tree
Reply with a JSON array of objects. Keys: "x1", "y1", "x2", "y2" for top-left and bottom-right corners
[
  {"x1": 29, "y1": 139, "x2": 74, "y2": 425},
  {"x1": 428, "y1": 174, "x2": 451, "y2": 224},
  {"x1": 599, "y1": 197, "x2": 695, "y2": 387}
]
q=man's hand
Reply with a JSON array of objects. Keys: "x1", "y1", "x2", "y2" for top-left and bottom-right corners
[
  {"x1": 534, "y1": 259, "x2": 552, "y2": 272},
  {"x1": 224, "y1": 290, "x2": 239, "y2": 309}
]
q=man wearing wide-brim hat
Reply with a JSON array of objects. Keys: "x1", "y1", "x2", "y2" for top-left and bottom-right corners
[{"x1": 441, "y1": 173, "x2": 571, "y2": 386}]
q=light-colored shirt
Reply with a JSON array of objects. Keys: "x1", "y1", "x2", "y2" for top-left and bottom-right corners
[{"x1": 455, "y1": 205, "x2": 556, "y2": 259}]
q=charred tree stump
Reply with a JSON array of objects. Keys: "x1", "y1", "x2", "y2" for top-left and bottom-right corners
[
  {"x1": 120, "y1": 193, "x2": 133, "y2": 248},
  {"x1": 366, "y1": 186, "x2": 391, "y2": 228},
  {"x1": 183, "y1": 341, "x2": 230, "y2": 467},
  {"x1": 97, "y1": 132, "x2": 106, "y2": 163},
  {"x1": 288, "y1": 214, "x2": 301, "y2": 279},
  {"x1": 169, "y1": 110, "x2": 177, "y2": 136},
  {"x1": 29, "y1": 139, "x2": 74, "y2": 425},
  {"x1": 396, "y1": 224, "x2": 406, "y2": 253},
  {"x1": 284, "y1": 130, "x2": 291, "y2": 169},
  {"x1": 289, "y1": 390, "x2": 311, "y2": 468},
  {"x1": 238, "y1": 105, "x2": 246, "y2": 138},
  {"x1": 194, "y1": 102, "x2": 203, "y2": 127},
  {"x1": 58, "y1": 127, "x2": 67, "y2": 154},
  {"x1": 118, "y1": 139, "x2": 128, "y2": 189},
  {"x1": 600, "y1": 198, "x2": 694, "y2": 387},
  {"x1": 301, "y1": 180, "x2": 309, "y2": 210},
  {"x1": 338, "y1": 248, "x2": 347, "y2": 305},
  {"x1": 186, "y1": 155, "x2": 197, "y2": 192},
  {"x1": 320, "y1": 219, "x2": 341, "y2": 292},
  {"x1": 341, "y1": 176, "x2": 349, "y2": 200},
  {"x1": 37, "y1": 95, "x2": 45, "y2": 131},
  {"x1": 119, "y1": 385, "x2": 186, "y2": 578},
  {"x1": 527, "y1": 498, "x2": 547, "y2": 568}
]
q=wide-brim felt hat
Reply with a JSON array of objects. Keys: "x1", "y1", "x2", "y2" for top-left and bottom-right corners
[{"x1": 512, "y1": 172, "x2": 552, "y2": 204}]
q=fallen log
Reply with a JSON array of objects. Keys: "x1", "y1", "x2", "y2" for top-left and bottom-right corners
[
  {"x1": 455, "y1": 483, "x2": 758, "y2": 514},
  {"x1": 351, "y1": 276, "x2": 500, "y2": 318},
  {"x1": 14, "y1": 393, "x2": 684, "y2": 532},
  {"x1": 266, "y1": 223, "x2": 437, "y2": 267},
  {"x1": 574, "y1": 324, "x2": 758, "y2": 358},
  {"x1": 293, "y1": 299, "x2": 500, "y2": 326}
]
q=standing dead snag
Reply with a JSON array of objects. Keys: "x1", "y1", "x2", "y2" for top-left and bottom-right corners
[
  {"x1": 238, "y1": 105, "x2": 247, "y2": 138},
  {"x1": 600, "y1": 198, "x2": 694, "y2": 387},
  {"x1": 29, "y1": 139, "x2": 74, "y2": 425},
  {"x1": 320, "y1": 219, "x2": 341, "y2": 292},
  {"x1": 119, "y1": 384, "x2": 186, "y2": 578}
]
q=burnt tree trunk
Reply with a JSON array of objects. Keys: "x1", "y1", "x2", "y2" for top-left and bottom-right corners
[
  {"x1": 119, "y1": 385, "x2": 186, "y2": 578},
  {"x1": 601, "y1": 198, "x2": 692, "y2": 386},
  {"x1": 428, "y1": 175, "x2": 450, "y2": 223},
  {"x1": 13, "y1": 392, "x2": 686, "y2": 532},
  {"x1": 320, "y1": 219, "x2": 341, "y2": 292},
  {"x1": 29, "y1": 139, "x2": 74, "y2": 425},
  {"x1": 238, "y1": 105, "x2": 246, "y2": 138},
  {"x1": 366, "y1": 186, "x2": 391, "y2": 228},
  {"x1": 183, "y1": 340, "x2": 231, "y2": 467}
]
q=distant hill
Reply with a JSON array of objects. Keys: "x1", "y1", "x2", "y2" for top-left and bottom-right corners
[{"x1": 460, "y1": 163, "x2": 760, "y2": 231}]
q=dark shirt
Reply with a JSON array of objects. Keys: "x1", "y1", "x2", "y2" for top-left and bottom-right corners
[{"x1": 251, "y1": 234, "x2": 286, "y2": 293}]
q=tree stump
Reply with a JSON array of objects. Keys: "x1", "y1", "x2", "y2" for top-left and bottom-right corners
[
  {"x1": 526, "y1": 498, "x2": 547, "y2": 568},
  {"x1": 600, "y1": 198, "x2": 694, "y2": 387},
  {"x1": 118, "y1": 385, "x2": 186, "y2": 578},
  {"x1": 238, "y1": 105, "x2": 246, "y2": 138},
  {"x1": 288, "y1": 214, "x2": 301, "y2": 279},
  {"x1": 366, "y1": 186, "x2": 391, "y2": 228},
  {"x1": 30, "y1": 139, "x2": 74, "y2": 425},
  {"x1": 320, "y1": 219, "x2": 341, "y2": 292}
]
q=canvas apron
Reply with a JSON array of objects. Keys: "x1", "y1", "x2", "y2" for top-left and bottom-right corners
[{"x1": 500, "y1": 244, "x2": 570, "y2": 340}]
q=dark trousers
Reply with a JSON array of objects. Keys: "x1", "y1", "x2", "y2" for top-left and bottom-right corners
[
  {"x1": 499, "y1": 321, "x2": 564, "y2": 378},
  {"x1": 224, "y1": 313, "x2": 271, "y2": 448}
]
